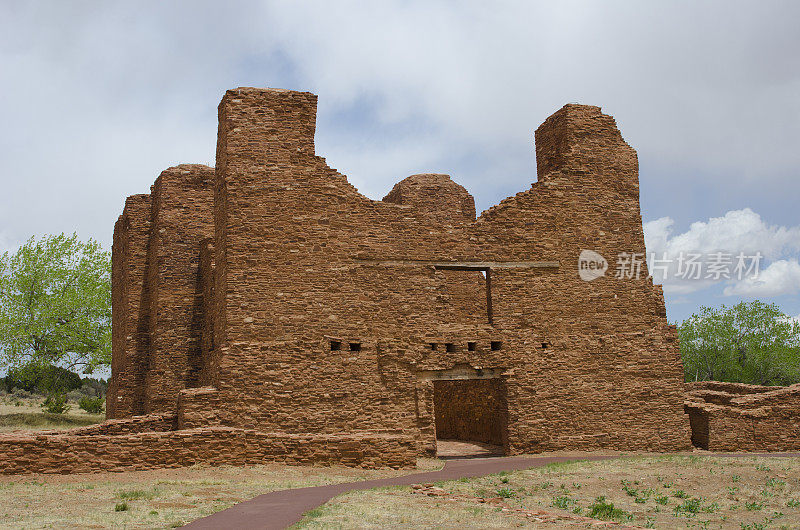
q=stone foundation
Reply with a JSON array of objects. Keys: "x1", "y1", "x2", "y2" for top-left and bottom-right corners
[
  {"x1": 0, "y1": 427, "x2": 415, "y2": 475},
  {"x1": 685, "y1": 381, "x2": 800, "y2": 451}
]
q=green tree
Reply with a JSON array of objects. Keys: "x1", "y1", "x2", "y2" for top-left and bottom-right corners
[
  {"x1": 0, "y1": 234, "x2": 111, "y2": 386},
  {"x1": 679, "y1": 301, "x2": 800, "y2": 385}
]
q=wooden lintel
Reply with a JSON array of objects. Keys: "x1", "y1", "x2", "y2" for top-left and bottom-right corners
[{"x1": 355, "y1": 259, "x2": 560, "y2": 270}]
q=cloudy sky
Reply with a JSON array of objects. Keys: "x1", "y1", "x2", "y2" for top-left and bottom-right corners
[{"x1": 1, "y1": 0, "x2": 798, "y2": 323}]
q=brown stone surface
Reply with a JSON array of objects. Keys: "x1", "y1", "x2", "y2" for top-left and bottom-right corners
[
  {"x1": 433, "y1": 379, "x2": 507, "y2": 446},
  {"x1": 0, "y1": 428, "x2": 413, "y2": 474},
  {"x1": 3, "y1": 87, "x2": 703, "y2": 474},
  {"x1": 106, "y1": 194, "x2": 152, "y2": 418},
  {"x1": 685, "y1": 381, "x2": 800, "y2": 451},
  {"x1": 143, "y1": 164, "x2": 215, "y2": 413}
]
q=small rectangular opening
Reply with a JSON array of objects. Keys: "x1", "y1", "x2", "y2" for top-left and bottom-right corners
[
  {"x1": 445, "y1": 343, "x2": 456, "y2": 352},
  {"x1": 349, "y1": 342, "x2": 361, "y2": 352},
  {"x1": 330, "y1": 340, "x2": 341, "y2": 351},
  {"x1": 490, "y1": 341, "x2": 502, "y2": 351},
  {"x1": 430, "y1": 343, "x2": 438, "y2": 350},
  {"x1": 541, "y1": 341, "x2": 551, "y2": 349},
  {"x1": 467, "y1": 342, "x2": 476, "y2": 351}
]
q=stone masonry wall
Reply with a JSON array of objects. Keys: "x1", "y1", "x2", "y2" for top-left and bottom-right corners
[
  {"x1": 433, "y1": 378, "x2": 507, "y2": 445},
  {"x1": 198, "y1": 239, "x2": 218, "y2": 387},
  {"x1": 107, "y1": 194, "x2": 152, "y2": 418},
  {"x1": 685, "y1": 382, "x2": 800, "y2": 451},
  {"x1": 0, "y1": 429, "x2": 415, "y2": 474},
  {"x1": 209, "y1": 89, "x2": 690, "y2": 454},
  {"x1": 10, "y1": 87, "x2": 706, "y2": 476},
  {"x1": 143, "y1": 164, "x2": 214, "y2": 413}
]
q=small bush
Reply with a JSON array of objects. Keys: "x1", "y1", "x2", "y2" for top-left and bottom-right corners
[
  {"x1": 588, "y1": 496, "x2": 633, "y2": 522},
  {"x1": 673, "y1": 489, "x2": 689, "y2": 499},
  {"x1": 41, "y1": 394, "x2": 70, "y2": 414},
  {"x1": 496, "y1": 487, "x2": 515, "y2": 498},
  {"x1": 655, "y1": 494, "x2": 669, "y2": 505},
  {"x1": 552, "y1": 495, "x2": 574, "y2": 509},
  {"x1": 79, "y1": 396, "x2": 104, "y2": 414},
  {"x1": 674, "y1": 497, "x2": 702, "y2": 515},
  {"x1": 745, "y1": 501, "x2": 763, "y2": 511},
  {"x1": 115, "y1": 502, "x2": 129, "y2": 512}
]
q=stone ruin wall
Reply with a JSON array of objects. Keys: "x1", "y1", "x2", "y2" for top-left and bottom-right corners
[
  {"x1": 685, "y1": 381, "x2": 800, "y2": 451},
  {"x1": 0, "y1": 87, "x2": 705, "y2": 475},
  {"x1": 205, "y1": 89, "x2": 689, "y2": 454}
]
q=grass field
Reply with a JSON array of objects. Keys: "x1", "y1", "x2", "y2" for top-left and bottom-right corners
[
  {"x1": 0, "y1": 395, "x2": 104, "y2": 432},
  {"x1": 0, "y1": 459, "x2": 443, "y2": 529},
  {"x1": 297, "y1": 455, "x2": 800, "y2": 529}
]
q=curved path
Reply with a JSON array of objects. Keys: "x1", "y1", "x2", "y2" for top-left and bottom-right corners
[
  {"x1": 184, "y1": 452, "x2": 800, "y2": 530},
  {"x1": 184, "y1": 455, "x2": 615, "y2": 529}
]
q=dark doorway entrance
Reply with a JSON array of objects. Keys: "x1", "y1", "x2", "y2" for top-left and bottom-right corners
[{"x1": 433, "y1": 378, "x2": 508, "y2": 457}]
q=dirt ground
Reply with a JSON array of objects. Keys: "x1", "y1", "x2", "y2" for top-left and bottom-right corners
[
  {"x1": 0, "y1": 458, "x2": 443, "y2": 529},
  {"x1": 297, "y1": 455, "x2": 800, "y2": 529}
]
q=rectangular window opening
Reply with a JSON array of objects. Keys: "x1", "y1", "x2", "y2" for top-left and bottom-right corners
[
  {"x1": 445, "y1": 343, "x2": 456, "y2": 352},
  {"x1": 490, "y1": 341, "x2": 502, "y2": 351},
  {"x1": 433, "y1": 265, "x2": 493, "y2": 326},
  {"x1": 541, "y1": 341, "x2": 551, "y2": 349},
  {"x1": 330, "y1": 340, "x2": 341, "y2": 351},
  {"x1": 349, "y1": 342, "x2": 361, "y2": 352},
  {"x1": 430, "y1": 342, "x2": 438, "y2": 350},
  {"x1": 467, "y1": 342, "x2": 476, "y2": 351}
]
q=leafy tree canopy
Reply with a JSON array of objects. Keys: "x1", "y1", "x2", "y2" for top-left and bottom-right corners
[
  {"x1": 0, "y1": 234, "x2": 111, "y2": 381},
  {"x1": 678, "y1": 300, "x2": 800, "y2": 385}
]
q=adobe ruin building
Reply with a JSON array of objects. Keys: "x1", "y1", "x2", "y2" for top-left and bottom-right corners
[
  {"x1": 0, "y1": 87, "x2": 709, "y2": 473},
  {"x1": 105, "y1": 86, "x2": 692, "y2": 461}
]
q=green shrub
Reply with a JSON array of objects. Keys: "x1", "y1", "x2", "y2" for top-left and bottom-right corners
[
  {"x1": 114, "y1": 502, "x2": 129, "y2": 512},
  {"x1": 41, "y1": 394, "x2": 70, "y2": 414},
  {"x1": 552, "y1": 495, "x2": 574, "y2": 509},
  {"x1": 79, "y1": 396, "x2": 104, "y2": 414},
  {"x1": 674, "y1": 497, "x2": 702, "y2": 515},
  {"x1": 588, "y1": 496, "x2": 633, "y2": 522},
  {"x1": 496, "y1": 487, "x2": 515, "y2": 498}
]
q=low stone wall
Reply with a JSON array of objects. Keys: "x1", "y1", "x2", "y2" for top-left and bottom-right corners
[
  {"x1": 65, "y1": 413, "x2": 177, "y2": 436},
  {"x1": 0, "y1": 427, "x2": 416, "y2": 475},
  {"x1": 685, "y1": 382, "x2": 800, "y2": 451},
  {"x1": 686, "y1": 381, "x2": 781, "y2": 395}
]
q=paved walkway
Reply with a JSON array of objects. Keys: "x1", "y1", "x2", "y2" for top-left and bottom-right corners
[
  {"x1": 184, "y1": 452, "x2": 800, "y2": 529},
  {"x1": 184, "y1": 454, "x2": 614, "y2": 530}
]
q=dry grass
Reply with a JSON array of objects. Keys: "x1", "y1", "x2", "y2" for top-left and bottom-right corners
[
  {"x1": 297, "y1": 455, "x2": 800, "y2": 529},
  {"x1": 0, "y1": 458, "x2": 442, "y2": 529},
  {"x1": 0, "y1": 395, "x2": 104, "y2": 432}
]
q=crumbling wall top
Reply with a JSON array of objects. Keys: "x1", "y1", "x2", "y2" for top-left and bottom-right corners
[{"x1": 383, "y1": 173, "x2": 476, "y2": 224}]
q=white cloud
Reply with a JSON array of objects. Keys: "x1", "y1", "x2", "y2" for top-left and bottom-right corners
[
  {"x1": 723, "y1": 259, "x2": 800, "y2": 297},
  {"x1": 645, "y1": 208, "x2": 800, "y2": 261},
  {"x1": 644, "y1": 208, "x2": 800, "y2": 295},
  {"x1": 1, "y1": 2, "x2": 800, "y2": 252}
]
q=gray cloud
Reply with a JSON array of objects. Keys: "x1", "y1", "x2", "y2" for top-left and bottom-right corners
[{"x1": 1, "y1": 0, "x2": 798, "y2": 317}]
